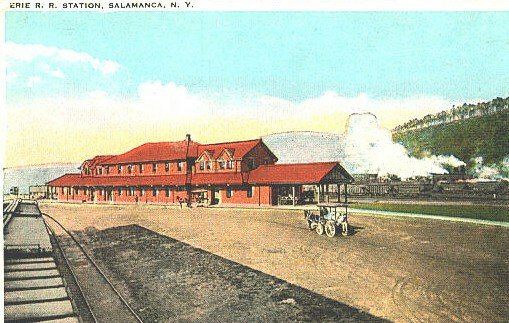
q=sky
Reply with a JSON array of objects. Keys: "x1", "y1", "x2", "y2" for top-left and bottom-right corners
[{"x1": 4, "y1": 11, "x2": 509, "y2": 167}]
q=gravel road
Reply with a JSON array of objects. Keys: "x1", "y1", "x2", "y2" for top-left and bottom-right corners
[{"x1": 41, "y1": 203, "x2": 509, "y2": 322}]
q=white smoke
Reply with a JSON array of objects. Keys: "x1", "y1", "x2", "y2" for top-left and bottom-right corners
[
  {"x1": 472, "y1": 156, "x2": 509, "y2": 180},
  {"x1": 341, "y1": 113, "x2": 465, "y2": 179}
]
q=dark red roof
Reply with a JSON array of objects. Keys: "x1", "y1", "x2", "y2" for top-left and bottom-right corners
[
  {"x1": 80, "y1": 155, "x2": 115, "y2": 169},
  {"x1": 48, "y1": 174, "x2": 187, "y2": 186},
  {"x1": 191, "y1": 173, "x2": 245, "y2": 185},
  {"x1": 102, "y1": 140, "x2": 200, "y2": 164},
  {"x1": 196, "y1": 139, "x2": 262, "y2": 160},
  {"x1": 247, "y1": 162, "x2": 352, "y2": 184}
]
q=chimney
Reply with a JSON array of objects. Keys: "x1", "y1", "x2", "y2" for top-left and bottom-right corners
[{"x1": 186, "y1": 134, "x2": 191, "y2": 142}]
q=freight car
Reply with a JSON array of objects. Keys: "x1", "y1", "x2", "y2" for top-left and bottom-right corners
[
  {"x1": 4, "y1": 199, "x2": 80, "y2": 322},
  {"x1": 348, "y1": 174, "x2": 508, "y2": 200}
]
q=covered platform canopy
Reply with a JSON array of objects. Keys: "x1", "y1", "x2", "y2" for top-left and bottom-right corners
[{"x1": 248, "y1": 162, "x2": 354, "y2": 206}]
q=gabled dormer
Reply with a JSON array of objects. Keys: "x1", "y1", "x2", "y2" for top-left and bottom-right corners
[
  {"x1": 80, "y1": 155, "x2": 115, "y2": 177},
  {"x1": 217, "y1": 149, "x2": 235, "y2": 171},
  {"x1": 80, "y1": 160, "x2": 93, "y2": 176},
  {"x1": 196, "y1": 150, "x2": 214, "y2": 172}
]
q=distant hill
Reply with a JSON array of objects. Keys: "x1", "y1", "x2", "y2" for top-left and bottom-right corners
[
  {"x1": 262, "y1": 131, "x2": 343, "y2": 164},
  {"x1": 3, "y1": 163, "x2": 81, "y2": 194},
  {"x1": 393, "y1": 109, "x2": 509, "y2": 175}
]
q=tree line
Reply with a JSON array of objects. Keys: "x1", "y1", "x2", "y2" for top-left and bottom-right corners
[{"x1": 393, "y1": 96, "x2": 509, "y2": 132}]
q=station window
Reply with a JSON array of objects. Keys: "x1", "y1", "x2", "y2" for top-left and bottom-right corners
[
  {"x1": 140, "y1": 188, "x2": 145, "y2": 196},
  {"x1": 153, "y1": 188, "x2": 158, "y2": 197},
  {"x1": 226, "y1": 187, "x2": 233, "y2": 198},
  {"x1": 207, "y1": 161, "x2": 212, "y2": 170},
  {"x1": 247, "y1": 186, "x2": 254, "y2": 198},
  {"x1": 166, "y1": 187, "x2": 171, "y2": 197},
  {"x1": 128, "y1": 165, "x2": 132, "y2": 174},
  {"x1": 227, "y1": 160, "x2": 233, "y2": 169},
  {"x1": 139, "y1": 164, "x2": 143, "y2": 173},
  {"x1": 105, "y1": 166, "x2": 110, "y2": 175},
  {"x1": 177, "y1": 162, "x2": 184, "y2": 172},
  {"x1": 118, "y1": 165, "x2": 122, "y2": 174},
  {"x1": 152, "y1": 163, "x2": 157, "y2": 173},
  {"x1": 219, "y1": 160, "x2": 226, "y2": 169},
  {"x1": 97, "y1": 167, "x2": 102, "y2": 175},
  {"x1": 199, "y1": 161, "x2": 205, "y2": 171},
  {"x1": 165, "y1": 162, "x2": 170, "y2": 172},
  {"x1": 248, "y1": 158, "x2": 256, "y2": 170},
  {"x1": 118, "y1": 188, "x2": 122, "y2": 196},
  {"x1": 129, "y1": 187, "x2": 134, "y2": 196},
  {"x1": 74, "y1": 188, "x2": 79, "y2": 195},
  {"x1": 84, "y1": 188, "x2": 88, "y2": 195}
]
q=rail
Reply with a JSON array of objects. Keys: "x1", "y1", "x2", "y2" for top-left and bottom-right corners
[
  {"x1": 42, "y1": 212, "x2": 144, "y2": 323},
  {"x1": 3, "y1": 199, "x2": 21, "y2": 228},
  {"x1": 43, "y1": 220, "x2": 98, "y2": 323}
]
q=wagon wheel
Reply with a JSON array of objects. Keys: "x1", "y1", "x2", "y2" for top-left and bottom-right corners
[
  {"x1": 316, "y1": 223, "x2": 325, "y2": 235},
  {"x1": 325, "y1": 221, "x2": 336, "y2": 238}
]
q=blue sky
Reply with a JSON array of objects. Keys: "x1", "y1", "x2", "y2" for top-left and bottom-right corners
[
  {"x1": 7, "y1": 12, "x2": 509, "y2": 102},
  {"x1": 4, "y1": 11, "x2": 509, "y2": 166}
]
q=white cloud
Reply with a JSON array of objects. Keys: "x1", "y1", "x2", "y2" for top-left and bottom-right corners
[
  {"x1": 40, "y1": 64, "x2": 65, "y2": 78},
  {"x1": 8, "y1": 79, "x2": 460, "y2": 131},
  {"x1": 135, "y1": 80, "x2": 210, "y2": 118},
  {"x1": 7, "y1": 72, "x2": 18, "y2": 82},
  {"x1": 6, "y1": 42, "x2": 121, "y2": 75},
  {"x1": 26, "y1": 76, "x2": 41, "y2": 87},
  {"x1": 6, "y1": 79, "x2": 473, "y2": 167},
  {"x1": 233, "y1": 91, "x2": 458, "y2": 129}
]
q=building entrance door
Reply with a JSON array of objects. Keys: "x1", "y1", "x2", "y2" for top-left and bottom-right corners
[
  {"x1": 211, "y1": 188, "x2": 221, "y2": 205},
  {"x1": 106, "y1": 189, "x2": 113, "y2": 202}
]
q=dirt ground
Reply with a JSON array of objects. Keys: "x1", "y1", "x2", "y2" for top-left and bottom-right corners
[{"x1": 41, "y1": 203, "x2": 509, "y2": 322}]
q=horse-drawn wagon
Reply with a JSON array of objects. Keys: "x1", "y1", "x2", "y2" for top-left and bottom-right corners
[{"x1": 304, "y1": 203, "x2": 349, "y2": 238}]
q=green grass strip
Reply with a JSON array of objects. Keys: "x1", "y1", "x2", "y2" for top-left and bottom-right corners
[{"x1": 352, "y1": 203, "x2": 509, "y2": 222}]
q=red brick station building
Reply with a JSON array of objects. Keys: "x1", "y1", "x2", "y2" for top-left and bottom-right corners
[{"x1": 48, "y1": 135, "x2": 353, "y2": 206}]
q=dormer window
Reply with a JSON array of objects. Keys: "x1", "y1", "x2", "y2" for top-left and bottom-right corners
[
  {"x1": 227, "y1": 160, "x2": 233, "y2": 169},
  {"x1": 199, "y1": 161, "x2": 205, "y2": 171},
  {"x1": 248, "y1": 158, "x2": 256, "y2": 170},
  {"x1": 207, "y1": 161, "x2": 212, "y2": 170},
  {"x1": 219, "y1": 160, "x2": 226, "y2": 169}
]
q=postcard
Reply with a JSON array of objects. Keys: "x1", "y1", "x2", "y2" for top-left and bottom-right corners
[{"x1": 3, "y1": 4, "x2": 509, "y2": 322}]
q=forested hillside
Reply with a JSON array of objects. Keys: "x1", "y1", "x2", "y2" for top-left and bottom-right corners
[{"x1": 393, "y1": 97, "x2": 509, "y2": 174}]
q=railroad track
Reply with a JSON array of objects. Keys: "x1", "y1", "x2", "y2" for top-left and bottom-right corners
[{"x1": 43, "y1": 213, "x2": 144, "y2": 323}]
